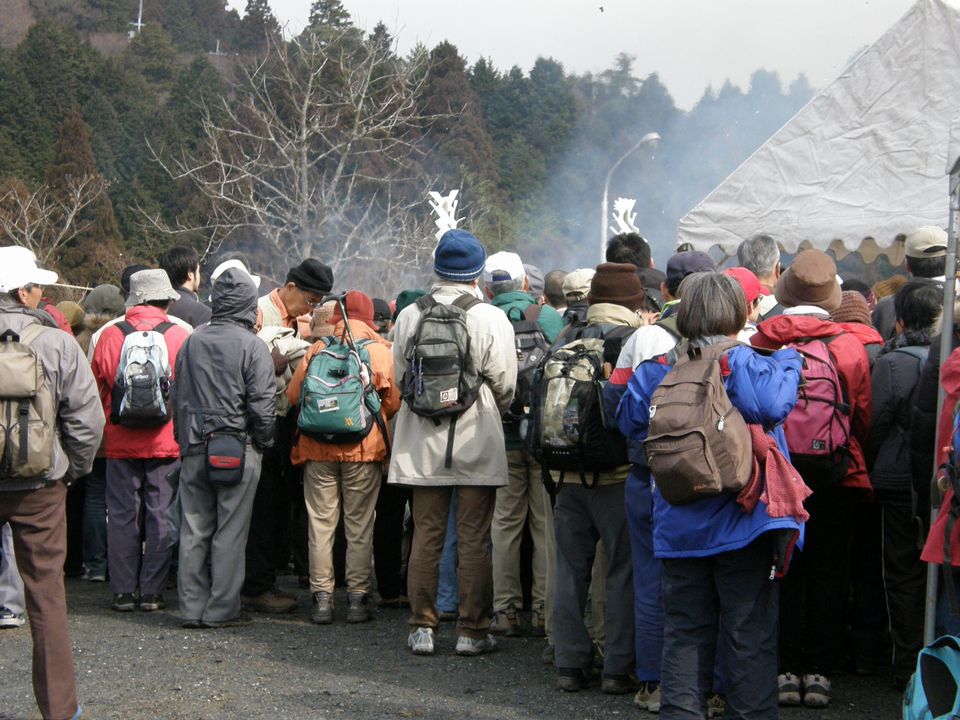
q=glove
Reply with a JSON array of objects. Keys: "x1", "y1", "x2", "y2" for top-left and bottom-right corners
[{"x1": 271, "y1": 347, "x2": 289, "y2": 376}]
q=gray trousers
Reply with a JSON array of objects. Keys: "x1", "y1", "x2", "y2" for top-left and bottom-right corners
[
  {"x1": 660, "y1": 538, "x2": 779, "y2": 720},
  {"x1": 553, "y1": 481, "x2": 634, "y2": 676},
  {"x1": 106, "y1": 458, "x2": 179, "y2": 596},
  {"x1": 178, "y1": 448, "x2": 262, "y2": 624},
  {"x1": 0, "y1": 522, "x2": 25, "y2": 615}
]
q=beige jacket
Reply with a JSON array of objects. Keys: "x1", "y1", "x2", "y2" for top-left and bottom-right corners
[
  {"x1": 388, "y1": 282, "x2": 517, "y2": 487},
  {"x1": 257, "y1": 326, "x2": 310, "y2": 417}
]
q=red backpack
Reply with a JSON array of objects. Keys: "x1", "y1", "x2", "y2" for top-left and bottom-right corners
[{"x1": 782, "y1": 336, "x2": 851, "y2": 491}]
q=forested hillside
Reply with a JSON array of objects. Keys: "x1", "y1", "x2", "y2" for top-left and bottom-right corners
[{"x1": 0, "y1": 0, "x2": 814, "y2": 293}]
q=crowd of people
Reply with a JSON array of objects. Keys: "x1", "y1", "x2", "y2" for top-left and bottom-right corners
[{"x1": 0, "y1": 225, "x2": 954, "y2": 720}]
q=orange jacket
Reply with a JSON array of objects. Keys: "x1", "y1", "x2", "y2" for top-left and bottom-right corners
[{"x1": 287, "y1": 320, "x2": 400, "y2": 464}]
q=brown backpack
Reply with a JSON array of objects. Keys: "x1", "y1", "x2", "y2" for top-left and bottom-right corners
[{"x1": 643, "y1": 341, "x2": 752, "y2": 505}]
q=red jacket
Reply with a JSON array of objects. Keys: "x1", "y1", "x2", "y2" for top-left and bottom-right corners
[
  {"x1": 90, "y1": 305, "x2": 189, "y2": 459},
  {"x1": 39, "y1": 299, "x2": 74, "y2": 336},
  {"x1": 922, "y1": 349, "x2": 960, "y2": 565},
  {"x1": 751, "y1": 315, "x2": 878, "y2": 494}
]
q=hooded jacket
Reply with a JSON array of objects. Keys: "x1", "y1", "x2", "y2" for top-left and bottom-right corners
[
  {"x1": 489, "y1": 291, "x2": 564, "y2": 343},
  {"x1": 616, "y1": 343, "x2": 804, "y2": 558},
  {"x1": 287, "y1": 319, "x2": 400, "y2": 464},
  {"x1": 388, "y1": 281, "x2": 517, "y2": 487},
  {"x1": 750, "y1": 314, "x2": 877, "y2": 493},
  {"x1": 91, "y1": 304, "x2": 190, "y2": 459},
  {"x1": 0, "y1": 299, "x2": 104, "y2": 490},
  {"x1": 172, "y1": 268, "x2": 276, "y2": 456}
]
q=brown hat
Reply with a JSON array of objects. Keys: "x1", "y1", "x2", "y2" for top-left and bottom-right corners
[
  {"x1": 774, "y1": 250, "x2": 842, "y2": 312},
  {"x1": 830, "y1": 290, "x2": 871, "y2": 325},
  {"x1": 588, "y1": 262, "x2": 646, "y2": 311}
]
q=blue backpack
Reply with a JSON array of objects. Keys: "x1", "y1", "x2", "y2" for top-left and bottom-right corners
[{"x1": 903, "y1": 635, "x2": 960, "y2": 719}]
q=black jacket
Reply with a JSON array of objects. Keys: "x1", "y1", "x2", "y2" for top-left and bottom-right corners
[
  {"x1": 168, "y1": 287, "x2": 212, "y2": 329},
  {"x1": 173, "y1": 269, "x2": 276, "y2": 454},
  {"x1": 868, "y1": 337, "x2": 930, "y2": 501}
]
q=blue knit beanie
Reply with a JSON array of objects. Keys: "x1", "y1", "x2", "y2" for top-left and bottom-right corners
[{"x1": 434, "y1": 229, "x2": 487, "y2": 282}]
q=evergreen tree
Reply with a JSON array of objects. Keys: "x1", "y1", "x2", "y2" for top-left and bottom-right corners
[
  {"x1": 308, "y1": 0, "x2": 351, "y2": 31},
  {"x1": 45, "y1": 108, "x2": 124, "y2": 284},
  {"x1": 236, "y1": 0, "x2": 280, "y2": 54}
]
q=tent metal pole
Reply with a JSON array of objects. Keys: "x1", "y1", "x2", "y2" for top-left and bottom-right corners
[{"x1": 924, "y1": 167, "x2": 960, "y2": 645}]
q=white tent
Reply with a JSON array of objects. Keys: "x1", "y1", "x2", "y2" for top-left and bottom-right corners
[{"x1": 677, "y1": 0, "x2": 960, "y2": 263}]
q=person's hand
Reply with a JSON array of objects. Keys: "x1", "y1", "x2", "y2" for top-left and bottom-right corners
[{"x1": 271, "y1": 347, "x2": 289, "y2": 376}]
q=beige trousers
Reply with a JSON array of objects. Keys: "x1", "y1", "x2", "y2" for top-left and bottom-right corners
[
  {"x1": 492, "y1": 448, "x2": 548, "y2": 611},
  {"x1": 303, "y1": 461, "x2": 381, "y2": 594}
]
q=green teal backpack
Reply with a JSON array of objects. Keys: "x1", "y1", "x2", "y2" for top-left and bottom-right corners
[
  {"x1": 903, "y1": 635, "x2": 960, "y2": 719},
  {"x1": 297, "y1": 300, "x2": 384, "y2": 444}
]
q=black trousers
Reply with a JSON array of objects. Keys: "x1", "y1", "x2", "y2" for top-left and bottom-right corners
[
  {"x1": 881, "y1": 498, "x2": 925, "y2": 682},
  {"x1": 661, "y1": 538, "x2": 779, "y2": 720},
  {"x1": 373, "y1": 482, "x2": 412, "y2": 600},
  {"x1": 779, "y1": 486, "x2": 855, "y2": 675}
]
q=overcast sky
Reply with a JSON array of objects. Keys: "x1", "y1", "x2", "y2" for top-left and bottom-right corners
[{"x1": 228, "y1": 0, "x2": 928, "y2": 109}]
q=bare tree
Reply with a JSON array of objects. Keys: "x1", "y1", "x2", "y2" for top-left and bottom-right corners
[
  {"x1": 0, "y1": 175, "x2": 107, "y2": 267},
  {"x1": 145, "y1": 29, "x2": 440, "y2": 291}
]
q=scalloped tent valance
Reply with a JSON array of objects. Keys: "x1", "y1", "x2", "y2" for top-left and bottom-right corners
[{"x1": 677, "y1": 0, "x2": 960, "y2": 263}]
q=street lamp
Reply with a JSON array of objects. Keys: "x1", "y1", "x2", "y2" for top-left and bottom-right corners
[{"x1": 600, "y1": 131, "x2": 661, "y2": 262}]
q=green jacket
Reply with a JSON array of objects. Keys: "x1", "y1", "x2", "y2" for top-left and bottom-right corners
[{"x1": 490, "y1": 291, "x2": 563, "y2": 343}]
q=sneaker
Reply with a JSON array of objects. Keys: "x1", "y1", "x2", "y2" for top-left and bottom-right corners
[
  {"x1": 139, "y1": 594, "x2": 166, "y2": 612},
  {"x1": 634, "y1": 682, "x2": 661, "y2": 712},
  {"x1": 203, "y1": 613, "x2": 253, "y2": 628},
  {"x1": 346, "y1": 592, "x2": 371, "y2": 623},
  {"x1": 111, "y1": 593, "x2": 137, "y2": 612},
  {"x1": 707, "y1": 693, "x2": 726, "y2": 718},
  {"x1": 70, "y1": 704, "x2": 83, "y2": 720},
  {"x1": 601, "y1": 674, "x2": 636, "y2": 695},
  {"x1": 81, "y1": 569, "x2": 106, "y2": 582},
  {"x1": 530, "y1": 602, "x2": 546, "y2": 637},
  {"x1": 489, "y1": 605, "x2": 523, "y2": 636},
  {"x1": 0, "y1": 606, "x2": 25, "y2": 628},
  {"x1": 242, "y1": 588, "x2": 297, "y2": 614},
  {"x1": 181, "y1": 619, "x2": 204, "y2": 629},
  {"x1": 311, "y1": 591, "x2": 333, "y2": 625},
  {"x1": 542, "y1": 642, "x2": 555, "y2": 665},
  {"x1": 408, "y1": 626, "x2": 435, "y2": 655},
  {"x1": 456, "y1": 633, "x2": 498, "y2": 656},
  {"x1": 802, "y1": 674, "x2": 831, "y2": 708},
  {"x1": 778, "y1": 672, "x2": 802, "y2": 706}
]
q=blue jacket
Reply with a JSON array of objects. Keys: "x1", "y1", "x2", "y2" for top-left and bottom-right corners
[{"x1": 616, "y1": 343, "x2": 804, "y2": 559}]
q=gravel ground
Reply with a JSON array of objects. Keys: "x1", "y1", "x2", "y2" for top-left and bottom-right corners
[{"x1": 1, "y1": 577, "x2": 902, "y2": 720}]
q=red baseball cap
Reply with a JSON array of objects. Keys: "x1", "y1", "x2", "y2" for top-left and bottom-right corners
[{"x1": 724, "y1": 267, "x2": 769, "y2": 305}]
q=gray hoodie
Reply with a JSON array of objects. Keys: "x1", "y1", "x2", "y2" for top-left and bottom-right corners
[{"x1": 172, "y1": 268, "x2": 276, "y2": 455}]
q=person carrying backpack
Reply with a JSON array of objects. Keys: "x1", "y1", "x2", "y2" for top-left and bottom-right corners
[
  {"x1": 867, "y1": 280, "x2": 942, "y2": 688},
  {"x1": 287, "y1": 290, "x2": 400, "y2": 625},
  {"x1": 0, "y1": 247, "x2": 104, "y2": 720},
  {"x1": 749, "y1": 249, "x2": 875, "y2": 709},
  {"x1": 533, "y1": 262, "x2": 643, "y2": 694},
  {"x1": 172, "y1": 267, "x2": 276, "y2": 628},
  {"x1": 390, "y1": 229, "x2": 517, "y2": 658},
  {"x1": 617, "y1": 271, "x2": 805, "y2": 720},
  {"x1": 483, "y1": 251, "x2": 563, "y2": 637},
  {"x1": 91, "y1": 269, "x2": 190, "y2": 614}
]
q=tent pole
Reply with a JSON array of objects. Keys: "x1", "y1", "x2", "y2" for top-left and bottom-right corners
[{"x1": 924, "y1": 165, "x2": 960, "y2": 645}]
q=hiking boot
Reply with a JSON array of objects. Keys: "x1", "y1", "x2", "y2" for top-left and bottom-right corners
[
  {"x1": 242, "y1": 588, "x2": 297, "y2": 614},
  {"x1": 139, "y1": 594, "x2": 166, "y2": 612},
  {"x1": 346, "y1": 592, "x2": 371, "y2": 623},
  {"x1": 181, "y1": 619, "x2": 204, "y2": 629},
  {"x1": 311, "y1": 591, "x2": 333, "y2": 625},
  {"x1": 408, "y1": 626, "x2": 435, "y2": 655},
  {"x1": 802, "y1": 674, "x2": 831, "y2": 708},
  {"x1": 0, "y1": 606, "x2": 25, "y2": 628},
  {"x1": 601, "y1": 674, "x2": 636, "y2": 695},
  {"x1": 203, "y1": 613, "x2": 253, "y2": 628},
  {"x1": 542, "y1": 642, "x2": 555, "y2": 665},
  {"x1": 778, "y1": 672, "x2": 801, "y2": 706},
  {"x1": 530, "y1": 602, "x2": 546, "y2": 637},
  {"x1": 634, "y1": 682, "x2": 661, "y2": 712},
  {"x1": 707, "y1": 693, "x2": 726, "y2": 718},
  {"x1": 111, "y1": 593, "x2": 137, "y2": 612},
  {"x1": 489, "y1": 605, "x2": 522, "y2": 636},
  {"x1": 456, "y1": 634, "x2": 498, "y2": 656},
  {"x1": 556, "y1": 667, "x2": 599, "y2": 692}
]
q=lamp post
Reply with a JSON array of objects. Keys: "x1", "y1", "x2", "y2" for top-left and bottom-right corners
[{"x1": 600, "y1": 131, "x2": 661, "y2": 262}]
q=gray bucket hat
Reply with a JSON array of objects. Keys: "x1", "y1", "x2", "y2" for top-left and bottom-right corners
[{"x1": 125, "y1": 269, "x2": 181, "y2": 309}]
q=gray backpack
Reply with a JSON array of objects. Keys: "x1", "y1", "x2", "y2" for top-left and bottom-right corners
[{"x1": 0, "y1": 324, "x2": 55, "y2": 482}]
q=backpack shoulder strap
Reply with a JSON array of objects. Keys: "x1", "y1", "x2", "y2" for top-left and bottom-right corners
[
  {"x1": 415, "y1": 295, "x2": 438, "y2": 312},
  {"x1": 16, "y1": 322, "x2": 48, "y2": 347},
  {"x1": 452, "y1": 294, "x2": 481, "y2": 312},
  {"x1": 153, "y1": 321, "x2": 175, "y2": 335},
  {"x1": 116, "y1": 320, "x2": 136, "y2": 337},
  {"x1": 523, "y1": 303, "x2": 542, "y2": 323}
]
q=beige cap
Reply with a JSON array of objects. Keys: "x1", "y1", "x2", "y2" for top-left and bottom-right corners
[
  {"x1": 125, "y1": 269, "x2": 181, "y2": 309},
  {"x1": 562, "y1": 268, "x2": 595, "y2": 301},
  {"x1": 905, "y1": 226, "x2": 948, "y2": 259}
]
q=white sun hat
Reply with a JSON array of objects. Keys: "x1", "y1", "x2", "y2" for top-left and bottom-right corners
[{"x1": 0, "y1": 246, "x2": 58, "y2": 292}]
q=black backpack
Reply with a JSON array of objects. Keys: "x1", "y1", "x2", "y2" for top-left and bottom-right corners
[{"x1": 506, "y1": 303, "x2": 550, "y2": 419}]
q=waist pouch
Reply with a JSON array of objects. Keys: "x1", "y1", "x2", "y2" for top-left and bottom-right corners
[{"x1": 206, "y1": 432, "x2": 246, "y2": 487}]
